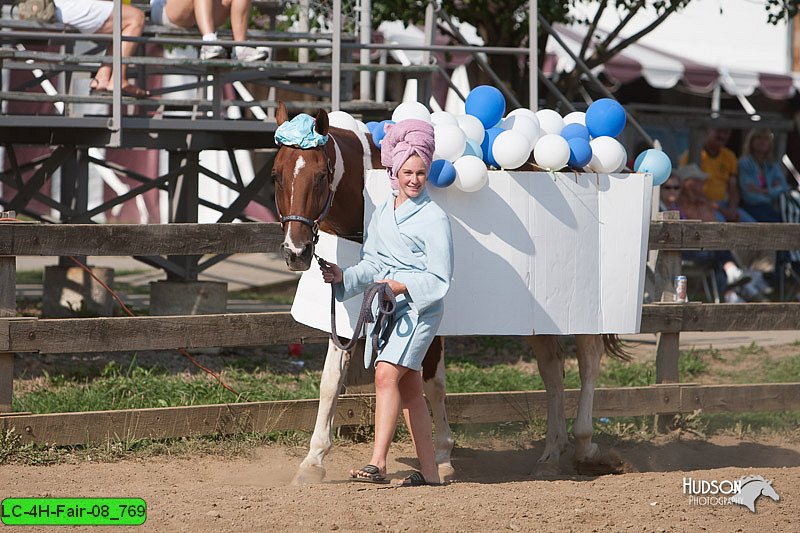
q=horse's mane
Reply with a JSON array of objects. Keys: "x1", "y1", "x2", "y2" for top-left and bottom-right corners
[{"x1": 739, "y1": 475, "x2": 770, "y2": 486}]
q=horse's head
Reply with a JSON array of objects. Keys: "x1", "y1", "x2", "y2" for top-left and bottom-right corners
[{"x1": 273, "y1": 103, "x2": 335, "y2": 271}]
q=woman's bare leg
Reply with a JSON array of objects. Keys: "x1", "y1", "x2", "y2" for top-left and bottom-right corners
[
  {"x1": 93, "y1": 4, "x2": 146, "y2": 90},
  {"x1": 350, "y1": 362, "x2": 406, "y2": 479},
  {"x1": 399, "y1": 370, "x2": 440, "y2": 483}
]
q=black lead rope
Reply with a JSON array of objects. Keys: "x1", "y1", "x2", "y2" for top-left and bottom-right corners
[{"x1": 319, "y1": 257, "x2": 397, "y2": 358}]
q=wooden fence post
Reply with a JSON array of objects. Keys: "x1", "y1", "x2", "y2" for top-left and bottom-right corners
[
  {"x1": 0, "y1": 211, "x2": 17, "y2": 412},
  {"x1": 653, "y1": 211, "x2": 682, "y2": 432}
]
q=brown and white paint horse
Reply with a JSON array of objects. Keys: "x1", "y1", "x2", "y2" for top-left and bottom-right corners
[{"x1": 272, "y1": 103, "x2": 626, "y2": 483}]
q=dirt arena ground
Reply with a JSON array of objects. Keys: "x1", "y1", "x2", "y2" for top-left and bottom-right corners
[{"x1": 4, "y1": 434, "x2": 798, "y2": 532}]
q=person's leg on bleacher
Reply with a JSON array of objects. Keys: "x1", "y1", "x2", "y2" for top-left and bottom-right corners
[
  {"x1": 162, "y1": 0, "x2": 267, "y2": 61},
  {"x1": 92, "y1": 3, "x2": 149, "y2": 97}
]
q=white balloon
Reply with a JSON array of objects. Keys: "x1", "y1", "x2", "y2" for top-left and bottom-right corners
[
  {"x1": 453, "y1": 155, "x2": 489, "y2": 192},
  {"x1": 355, "y1": 120, "x2": 370, "y2": 134},
  {"x1": 563, "y1": 111, "x2": 586, "y2": 126},
  {"x1": 493, "y1": 130, "x2": 531, "y2": 169},
  {"x1": 392, "y1": 101, "x2": 431, "y2": 123},
  {"x1": 535, "y1": 108, "x2": 565, "y2": 135},
  {"x1": 501, "y1": 114, "x2": 540, "y2": 151},
  {"x1": 430, "y1": 111, "x2": 458, "y2": 126},
  {"x1": 327, "y1": 111, "x2": 358, "y2": 132},
  {"x1": 434, "y1": 124, "x2": 467, "y2": 162},
  {"x1": 456, "y1": 114, "x2": 485, "y2": 144},
  {"x1": 533, "y1": 134, "x2": 570, "y2": 170},
  {"x1": 587, "y1": 136, "x2": 627, "y2": 173},
  {"x1": 507, "y1": 108, "x2": 540, "y2": 129}
]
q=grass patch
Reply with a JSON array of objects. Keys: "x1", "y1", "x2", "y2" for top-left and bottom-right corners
[
  {"x1": 16, "y1": 270, "x2": 43, "y2": 284},
  {"x1": 14, "y1": 360, "x2": 322, "y2": 414}
]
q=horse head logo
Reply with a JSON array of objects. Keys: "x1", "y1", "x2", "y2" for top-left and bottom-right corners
[{"x1": 729, "y1": 475, "x2": 780, "y2": 513}]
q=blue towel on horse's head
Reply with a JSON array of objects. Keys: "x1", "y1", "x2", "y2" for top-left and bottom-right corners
[{"x1": 274, "y1": 114, "x2": 329, "y2": 148}]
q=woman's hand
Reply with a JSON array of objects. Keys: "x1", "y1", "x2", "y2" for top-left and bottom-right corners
[
  {"x1": 319, "y1": 260, "x2": 343, "y2": 284},
  {"x1": 376, "y1": 279, "x2": 406, "y2": 297}
]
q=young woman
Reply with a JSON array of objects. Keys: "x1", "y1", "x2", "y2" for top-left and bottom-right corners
[
  {"x1": 319, "y1": 119, "x2": 453, "y2": 487},
  {"x1": 150, "y1": 0, "x2": 268, "y2": 61}
]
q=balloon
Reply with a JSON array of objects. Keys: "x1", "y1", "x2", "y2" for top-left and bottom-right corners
[
  {"x1": 355, "y1": 120, "x2": 370, "y2": 135},
  {"x1": 453, "y1": 155, "x2": 489, "y2": 192},
  {"x1": 366, "y1": 121, "x2": 380, "y2": 134},
  {"x1": 465, "y1": 85, "x2": 506, "y2": 129},
  {"x1": 462, "y1": 138, "x2": 482, "y2": 158},
  {"x1": 492, "y1": 130, "x2": 532, "y2": 169},
  {"x1": 533, "y1": 134, "x2": 570, "y2": 170},
  {"x1": 563, "y1": 111, "x2": 586, "y2": 126},
  {"x1": 372, "y1": 120, "x2": 395, "y2": 148},
  {"x1": 535, "y1": 109, "x2": 565, "y2": 135},
  {"x1": 392, "y1": 101, "x2": 431, "y2": 123},
  {"x1": 433, "y1": 124, "x2": 467, "y2": 162},
  {"x1": 560, "y1": 123, "x2": 590, "y2": 142},
  {"x1": 327, "y1": 111, "x2": 358, "y2": 132},
  {"x1": 585, "y1": 98, "x2": 626, "y2": 138},
  {"x1": 507, "y1": 108, "x2": 540, "y2": 127},
  {"x1": 587, "y1": 136, "x2": 626, "y2": 173},
  {"x1": 501, "y1": 114, "x2": 540, "y2": 150},
  {"x1": 567, "y1": 137, "x2": 592, "y2": 168},
  {"x1": 456, "y1": 114, "x2": 485, "y2": 144},
  {"x1": 480, "y1": 127, "x2": 505, "y2": 168},
  {"x1": 634, "y1": 148, "x2": 673, "y2": 186},
  {"x1": 428, "y1": 159, "x2": 457, "y2": 188},
  {"x1": 430, "y1": 111, "x2": 458, "y2": 126}
]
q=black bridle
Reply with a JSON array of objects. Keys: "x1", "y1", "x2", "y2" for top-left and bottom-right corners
[{"x1": 275, "y1": 140, "x2": 336, "y2": 245}]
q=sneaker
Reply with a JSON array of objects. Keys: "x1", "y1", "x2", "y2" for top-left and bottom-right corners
[
  {"x1": 724, "y1": 290, "x2": 746, "y2": 303},
  {"x1": 200, "y1": 44, "x2": 225, "y2": 60},
  {"x1": 234, "y1": 45, "x2": 269, "y2": 62},
  {"x1": 725, "y1": 266, "x2": 751, "y2": 289}
]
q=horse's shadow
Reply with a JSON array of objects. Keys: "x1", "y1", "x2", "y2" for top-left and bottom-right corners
[{"x1": 393, "y1": 436, "x2": 800, "y2": 484}]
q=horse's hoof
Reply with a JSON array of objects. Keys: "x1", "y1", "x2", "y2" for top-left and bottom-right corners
[
  {"x1": 575, "y1": 449, "x2": 629, "y2": 476},
  {"x1": 291, "y1": 464, "x2": 326, "y2": 485},
  {"x1": 438, "y1": 462, "x2": 456, "y2": 481},
  {"x1": 530, "y1": 461, "x2": 561, "y2": 478}
]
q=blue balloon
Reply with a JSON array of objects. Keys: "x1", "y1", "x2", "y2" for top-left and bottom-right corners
[
  {"x1": 567, "y1": 138, "x2": 592, "y2": 168},
  {"x1": 480, "y1": 127, "x2": 505, "y2": 168},
  {"x1": 585, "y1": 98, "x2": 626, "y2": 138},
  {"x1": 372, "y1": 120, "x2": 395, "y2": 148},
  {"x1": 561, "y1": 123, "x2": 590, "y2": 142},
  {"x1": 366, "y1": 121, "x2": 380, "y2": 135},
  {"x1": 428, "y1": 159, "x2": 457, "y2": 188},
  {"x1": 462, "y1": 138, "x2": 482, "y2": 158},
  {"x1": 465, "y1": 85, "x2": 506, "y2": 129},
  {"x1": 634, "y1": 149, "x2": 673, "y2": 186}
]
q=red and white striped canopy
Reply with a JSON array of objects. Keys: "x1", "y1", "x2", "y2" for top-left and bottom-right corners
[{"x1": 544, "y1": 23, "x2": 797, "y2": 100}]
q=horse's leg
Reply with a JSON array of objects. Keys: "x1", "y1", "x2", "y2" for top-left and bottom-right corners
[
  {"x1": 421, "y1": 337, "x2": 455, "y2": 481},
  {"x1": 292, "y1": 340, "x2": 350, "y2": 484},
  {"x1": 527, "y1": 334, "x2": 568, "y2": 474},
  {"x1": 573, "y1": 334, "x2": 603, "y2": 463}
]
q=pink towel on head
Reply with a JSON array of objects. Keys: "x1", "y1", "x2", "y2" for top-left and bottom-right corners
[{"x1": 380, "y1": 119, "x2": 435, "y2": 190}]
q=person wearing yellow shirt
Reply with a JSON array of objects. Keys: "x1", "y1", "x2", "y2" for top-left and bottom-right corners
[{"x1": 680, "y1": 127, "x2": 756, "y2": 223}]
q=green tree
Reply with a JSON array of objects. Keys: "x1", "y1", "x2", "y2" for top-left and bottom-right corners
[{"x1": 372, "y1": 0, "x2": 800, "y2": 107}]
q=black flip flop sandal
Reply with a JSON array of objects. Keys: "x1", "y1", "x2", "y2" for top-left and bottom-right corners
[
  {"x1": 397, "y1": 471, "x2": 443, "y2": 487},
  {"x1": 350, "y1": 464, "x2": 388, "y2": 484}
]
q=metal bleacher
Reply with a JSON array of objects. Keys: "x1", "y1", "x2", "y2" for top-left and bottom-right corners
[{"x1": 0, "y1": 0, "x2": 438, "y2": 282}]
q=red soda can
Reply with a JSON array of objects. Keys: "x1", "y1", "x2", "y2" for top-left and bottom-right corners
[{"x1": 674, "y1": 275, "x2": 688, "y2": 303}]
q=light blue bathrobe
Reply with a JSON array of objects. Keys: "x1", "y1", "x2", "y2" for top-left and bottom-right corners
[{"x1": 336, "y1": 188, "x2": 453, "y2": 370}]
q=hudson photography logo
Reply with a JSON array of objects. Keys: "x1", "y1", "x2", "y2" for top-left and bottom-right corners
[{"x1": 682, "y1": 475, "x2": 780, "y2": 513}]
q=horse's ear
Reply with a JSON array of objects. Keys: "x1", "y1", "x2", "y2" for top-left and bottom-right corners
[
  {"x1": 315, "y1": 108, "x2": 329, "y2": 136},
  {"x1": 276, "y1": 101, "x2": 288, "y2": 126}
]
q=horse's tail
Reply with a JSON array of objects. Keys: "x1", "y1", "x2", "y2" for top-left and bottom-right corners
[{"x1": 602, "y1": 334, "x2": 632, "y2": 362}]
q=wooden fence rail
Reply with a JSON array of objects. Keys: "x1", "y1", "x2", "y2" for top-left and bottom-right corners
[
  {"x1": 4, "y1": 383, "x2": 800, "y2": 446},
  {"x1": 2, "y1": 221, "x2": 800, "y2": 256},
  {"x1": 1, "y1": 217, "x2": 799, "y2": 445}
]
